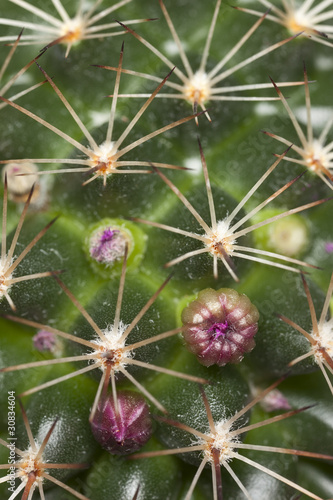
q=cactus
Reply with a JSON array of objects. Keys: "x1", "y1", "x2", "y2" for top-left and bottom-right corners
[{"x1": 0, "y1": 0, "x2": 333, "y2": 499}]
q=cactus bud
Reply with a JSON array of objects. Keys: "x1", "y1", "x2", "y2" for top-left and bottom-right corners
[
  {"x1": 2, "y1": 162, "x2": 39, "y2": 203},
  {"x1": 89, "y1": 225, "x2": 130, "y2": 266},
  {"x1": 260, "y1": 389, "x2": 291, "y2": 412},
  {"x1": 33, "y1": 329, "x2": 57, "y2": 352},
  {"x1": 90, "y1": 391, "x2": 153, "y2": 455},
  {"x1": 325, "y1": 242, "x2": 333, "y2": 253},
  {"x1": 181, "y1": 288, "x2": 259, "y2": 366}
]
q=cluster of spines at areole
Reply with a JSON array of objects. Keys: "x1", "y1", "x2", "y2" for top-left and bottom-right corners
[{"x1": 0, "y1": 1, "x2": 332, "y2": 499}]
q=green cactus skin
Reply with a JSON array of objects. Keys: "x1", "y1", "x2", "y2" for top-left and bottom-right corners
[{"x1": 0, "y1": 0, "x2": 333, "y2": 499}]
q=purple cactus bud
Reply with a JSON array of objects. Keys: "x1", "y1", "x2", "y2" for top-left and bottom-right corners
[
  {"x1": 325, "y1": 242, "x2": 333, "y2": 253},
  {"x1": 90, "y1": 391, "x2": 153, "y2": 455},
  {"x1": 33, "y1": 329, "x2": 57, "y2": 352},
  {"x1": 259, "y1": 389, "x2": 291, "y2": 412},
  {"x1": 89, "y1": 225, "x2": 130, "y2": 266},
  {"x1": 181, "y1": 288, "x2": 259, "y2": 367}
]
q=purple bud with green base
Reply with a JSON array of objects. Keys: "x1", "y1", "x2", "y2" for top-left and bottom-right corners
[
  {"x1": 89, "y1": 226, "x2": 130, "y2": 266},
  {"x1": 181, "y1": 288, "x2": 259, "y2": 366},
  {"x1": 90, "y1": 391, "x2": 153, "y2": 455}
]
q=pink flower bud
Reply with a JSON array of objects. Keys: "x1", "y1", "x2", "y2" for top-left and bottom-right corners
[
  {"x1": 89, "y1": 226, "x2": 129, "y2": 266},
  {"x1": 33, "y1": 329, "x2": 57, "y2": 352},
  {"x1": 181, "y1": 288, "x2": 259, "y2": 366},
  {"x1": 260, "y1": 389, "x2": 291, "y2": 412},
  {"x1": 90, "y1": 391, "x2": 153, "y2": 455}
]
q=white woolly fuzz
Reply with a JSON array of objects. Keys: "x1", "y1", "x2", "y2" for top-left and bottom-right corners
[
  {"x1": 95, "y1": 141, "x2": 117, "y2": 164},
  {"x1": 17, "y1": 444, "x2": 44, "y2": 486},
  {"x1": 314, "y1": 318, "x2": 333, "y2": 363},
  {"x1": 183, "y1": 71, "x2": 212, "y2": 106},
  {"x1": 0, "y1": 257, "x2": 13, "y2": 298},
  {"x1": 59, "y1": 17, "x2": 85, "y2": 41},
  {"x1": 91, "y1": 321, "x2": 133, "y2": 372},
  {"x1": 203, "y1": 420, "x2": 238, "y2": 465},
  {"x1": 305, "y1": 139, "x2": 331, "y2": 173},
  {"x1": 206, "y1": 219, "x2": 236, "y2": 257}
]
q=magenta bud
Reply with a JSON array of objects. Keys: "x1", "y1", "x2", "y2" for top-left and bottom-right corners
[
  {"x1": 33, "y1": 329, "x2": 57, "y2": 352},
  {"x1": 325, "y1": 242, "x2": 333, "y2": 254},
  {"x1": 260, "y1": 389, "x2": 291, "y2": 412},
  {"x1": 90, "y1": 391, "x2": 153, "y2": 455},
  {"x1": 89, "y1": 225, "x2": 130, "y2": 266},
  {"x1": 181, "y1": 288, "x2": 259, "y2": 367}
]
